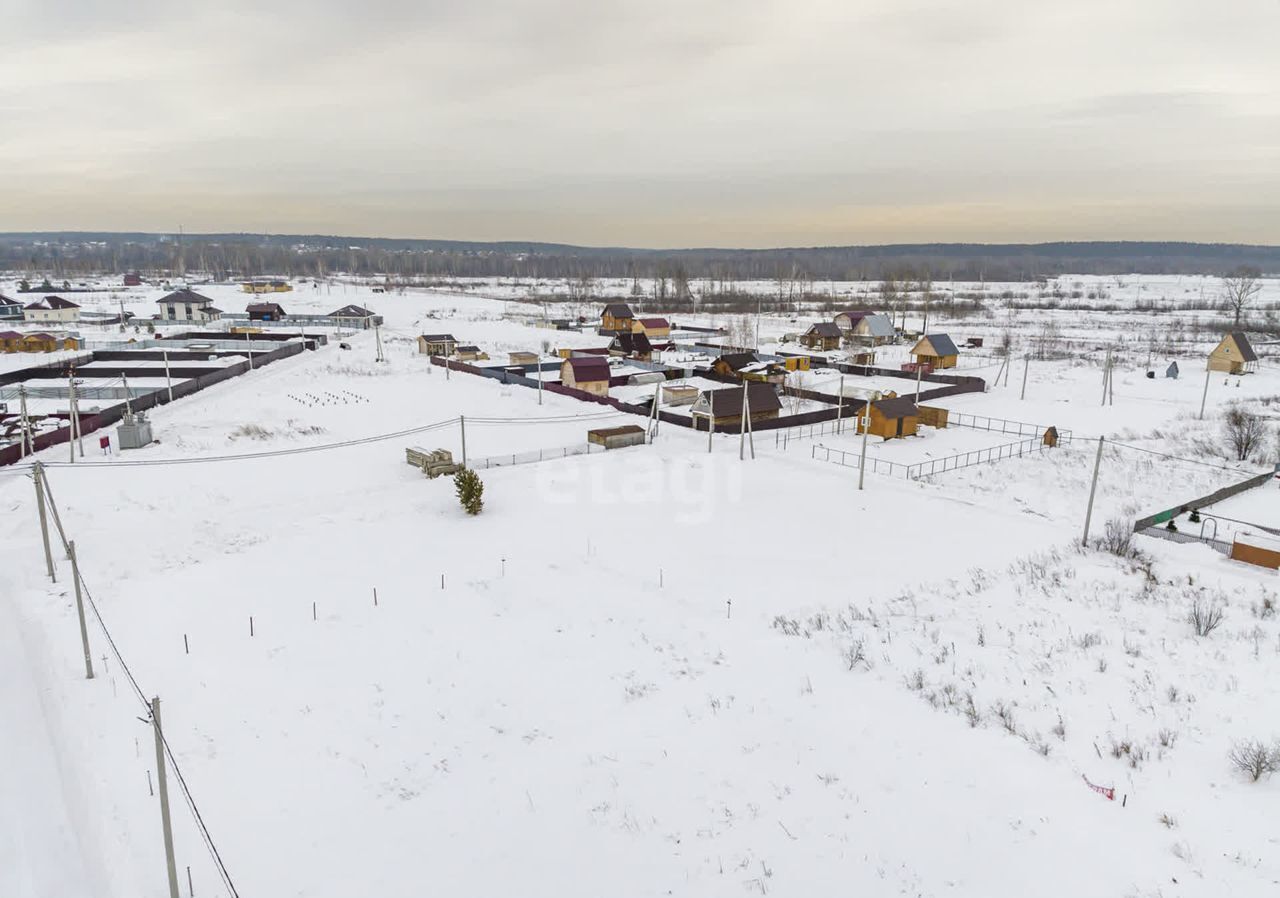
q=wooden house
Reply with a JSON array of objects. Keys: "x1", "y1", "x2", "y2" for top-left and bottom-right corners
[
  {"x1": 329, "y1": 305, "x2": 381, "y2": 327},
  {"x1": 587, "y1": 425, "x2": 646, "y2": 449},
  {"x1": 1042, "y1": 426, "x2": 1059, "y2": 448},
  {"x1": 608, "y1": 331, "x2": 653, "y2": 361},
  {"x1": 600, "y1": 303, "x2": 635, "y2": 334},
  {"x1": 632, "y1": 317, "x2": 671, "y2": 339},
  {"x1": 454, "y1": 345, "x2": 486, "y2": 362},
  {"x1": 561, "y1": 356, "x2": 612, "y2": 396},
  {"x1": 739, "y1": 360, "x2": 787, "y2": 385},
  {"x1": 123, "y1": 273, "x2": 143, "y2": 287},
  {"x1": 916, "y1": 405, "x2": 949, "y2": 428},
  {"x1": 857, "y1": 397, "x2": 919, "y2": 440},
  {"x1": 910, "y1": 334, "x2": 959, "y2": 369},
  {"x1": 800, "y1": 322, "x2": 841, "y2": 351},
  {"x1": 848, "y1": 313, "x2": 895, "y2": 346},
  {"x1": 1208, "y1": 332, "x2": 1257, "y2": 375},
  {"x1": 508, "y1": 351, "x2": 540, "y2": 366},
  {"x1": 833, "y1": 310, "x2": 868, "y2": 334},
  {"x1": 0, "y1": 330, "x2": 21, "y2": 352},
  {"x1": 246, "y1": 302, "x2": 287, "y2": 321},
  {"x1": 4, "y1": 331, "x2": 81, "y2": 353},
  {"x1": 690, "y1": 382, "x2": 782, "y2": 428},
  {"x1": 242, "y1": 280, "x2": 293, "y2": 293},
  {"x1": 711, "y1": 352, "x2": 758, "y2": 379},
  {"x1": 418, "y1": 334, "x2": 458, "y2": 355}
]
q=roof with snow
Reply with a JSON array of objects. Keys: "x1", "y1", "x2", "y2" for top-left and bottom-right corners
[
  {"x1": 609, "y1": 332, "x2": 653, "y2": 354},
  {"x1": 24, "y1": 296, "x2": 80, "y2": 310},
  {"x1": 714, "y1": 352, "x2": 758, "y2": 371},
  {"x1": 329, "y1": 304, "x2": 376, "y2": 318},
  {"x1": 859, "y1": 314, "x2": 895, "y2": 338},
  {"x1": 419, "y1": 333, "x2": 457, "y2": 343},
  {"x1": 246, "y1": 302, "x2": 287, "y2": 314},
  {"x1": 0, "y1": 294, "x2": 19, "y2": 307},
  {"x1": 156, "y1": 288, "x2": 215, "y2": 305}
]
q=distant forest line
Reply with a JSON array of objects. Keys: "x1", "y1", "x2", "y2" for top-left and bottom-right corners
[{"x1": 0, "y1": 232, "x2": 1276, "y2": 284}]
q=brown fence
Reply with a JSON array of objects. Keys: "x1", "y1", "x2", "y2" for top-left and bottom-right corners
[{"x1": 0, "y1": 341, "x2": 307, "y2": 468}]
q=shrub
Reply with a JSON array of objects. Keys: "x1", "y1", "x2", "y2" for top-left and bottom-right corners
[
  {"x1": 1223, "y1": 406, "x2": 1266, "y2": 461},
  {"x1": 1188, "y1": 601, "x2": 1225, "y2": 637},
  {"x1": 1096, "y1": 518, "x2": 1135, "y2": 557},
  {"x1": 1227, "y1": 739, "x2": 1278, "y2": 782},
  {"x1": 454, "y1": 468, "x2": 485, "y2": 516}
]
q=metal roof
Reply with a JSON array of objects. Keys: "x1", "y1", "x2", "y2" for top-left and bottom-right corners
[{"x1": 1228, "y1": 332, "x2": 1258, "y2": 362}]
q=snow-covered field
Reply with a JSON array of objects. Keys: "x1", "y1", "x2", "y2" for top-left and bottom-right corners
[{"x1": 2, "y1": 275, "x2": 1279, "y2": 898}]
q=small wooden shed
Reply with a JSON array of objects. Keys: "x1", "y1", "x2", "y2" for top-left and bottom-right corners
[
  {"x1": 711, "y1": 352, "x2": 758, "y2": 378},
  {"x1": 661, "y1": 383, "x2": 699, "y2": 406},
  {"x1": 632, "y1": 317, "x2": 671, "y2": 339},
  {"x1": 1231, "y1": 531, "x2": 1280, "y2": 569},
  {"x1": 1208, "y1": 332, "x2": 1257, "y2": 375},
  {"x1": 418, "y1": 333, "x2": 458, "y2": 355},
  {"x1": 1043, "y1": 426, "x2": 1059, "y2": 448},
  {"x1": 691, "y1": 382, "x2": 782, "y2": 428},
  {"x1": 917, "y1": 405, "x2": 949, "y2": 428},
  {"x1": 588, "y1": 425, "x2": 646, "y2": 450},
  {"x1": 561, "y1": 356, "x2": 611, "y2": 396},
  {"x1": 800, "y1": 322, "x2": 841, "y2": 351},
  {"x1": 508, "y1": 351, "x2": 539, "y2": 366},
  {"x1": 910, "y1": 334, "x2": 959, "y2": 369},
  {"x1": 857, "y1": 397, "x2": 919, "y2": 440}
]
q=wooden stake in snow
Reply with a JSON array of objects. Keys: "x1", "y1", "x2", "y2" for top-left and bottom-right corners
[
  {"x1": 373, "y1": 587, "x2": 378, "y2": 607},
  {"x1": 249, "y1": 616, "x2": 255, "y2": 637},
  {"x1": 183, "y1": 634, "x2": 189, "y2": 655},
  {"x1": 312, "y1": 601, "x2": 317, "y2": 621},
  {"x1": 727, "y1": 599, "x2": 732, "y2": 619}
]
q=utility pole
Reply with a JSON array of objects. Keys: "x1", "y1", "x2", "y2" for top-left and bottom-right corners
[
  {"x1": 374, "y1": 323, "x2": 386, "y2": 363},
  {"x1": 537, "y1": 358, "x2": 543, "y2": 405},
  {"x1": 122, "y1": 373, "x2": 133, "y2": 416},
  {"x1": 739, "y1": 384, "x2": 749, "y2": 460},
  {"x1": 1081, "y1": 437, "x2": 1105, "y2": 548},
  {"x1": 163, "y1": 350, "x2": 174, "y2": 403},
  {"x1": 18, "y1": 384, "x2": 32, "y2": 458},
  {"x1": 1100, "y1": 349, "x2": 1111, "y2": 406},
  {"x1": 150, "y1": 697, "x2": 181, "y2": 898},
  {"x1": 1020, "y1": 355, "x2": 1030, "y2": 400},
  {"x1": 68, "y1": 541, "x2": 94, "y2": 679},
  {"x1": 33, "y1": 464, "x2": 55, "y2": 581},
  {"x1": 246, "y1": 332, "x2": 254, "y2": 370},
  {"x1": 67, "y1": 371, "x2": 78, "y2": 463},
  {"x1": 836, "y1": 374, "x2": 844, "y2": 434},
  {"x1": 707, "y1": 399, "x2": 715, "y2": 453},
  {"x1": 650, "y1": 381, "x2": 660, "y2": 438},
  {"x1": 858, "y1": 393, "x2": 878, "y2": 490},
  {"x1": 459, "y1": 415, "x2": 467, "y2": 467},
  {"x1": 1199, "y1": 368, "x2": 1211, "y2": 420},
  {"x1": 755, "y1": 296, "x2": 761, "y2": 350}
]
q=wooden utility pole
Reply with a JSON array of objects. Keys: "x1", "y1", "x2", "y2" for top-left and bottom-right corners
[
  {"x1": 150, "y1": 697, "x2": 181, "y2": 898},
  {"x1": 163, "y1": 351, "x2": 174, "y2": 403},
  {"x1": 33, "y1": 464, "x2": 55, "y2": 581},
  {"x1": 67, "y1": 372, "x2": 78, "y2": 463},
  {"x1": 858, "y1": 394, "x2": 878, "y2": 490},
  {"x1": 374, "y1": 323, "x2": 386, "y2": 363},
  {"x1": 1100, "y1": 350, "x2": 1111, "y2": 406},
  {"x1": 459, "y1": 415, "x2": 467, "y2": 467},
  {"x1": 1082, "y1": 437, "x2": 1105, "y2": 547},
  {"x1": 1199, "y1": 368, "x2": 1211, "y2": 420},
  {"x1": 1020, "y1": 355, "x2": 1029, "y2": 400},
  {"x1": 68, "y1": 541, "x2": 94, "y2": 679}
]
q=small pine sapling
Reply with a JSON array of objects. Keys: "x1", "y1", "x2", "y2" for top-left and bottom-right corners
[{"x1": 454, "y1": 468, "x2": 485, "y2": 516}]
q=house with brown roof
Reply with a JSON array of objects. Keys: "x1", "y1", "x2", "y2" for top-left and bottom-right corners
[
  {"x1": 600, "y1": 302, "x2": 635, "y2": 334},
  {"x1": 0, "y1": 294, "x2": 23, "y2": 322},
  {"x1": 690, "y1": 382, "x2": 782, "y2": 429},
  {"x1": 1208, "y1": 332, "x2": 1257, "y2": 375},
  {"x1": 561, "y1": 355, "x2": 612, "y2": 396},
  {"x1": 631, "y1": 317, "x2": 671, "y2": 339},
  {"x1": 418, "y1": 334, "x2": 458, "y2": 355},
  {"x1": 246, "y1": 302, "x2": 287, "y2": 321},
  {"x1": 23, "y1": 296, "x2": 80, "y2": 324},
  {"x1": 800, "y1": 322, "x2": 841, "y2": 351},
  {"x1": 157, "y1": 288, "x2": 222, "y2": 323},
  {"x1": 857, "y1": 397, "x2": 920, "y2": 440},
  {"x1": 711, "y1": 352, "x2": 759, "y2": 379},
  {"x1": 608, "y1": 331, "x2": 653, "y2": 361}
]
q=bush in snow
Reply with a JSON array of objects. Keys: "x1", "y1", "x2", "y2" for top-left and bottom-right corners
[
  {"x1": 1222, "y1": 405, "x2": 1266, "y2": 461},
  {"x1": 454, "y1": 468, "x2": 484, "y2": 516},
  {"x1": 1227, "y1": 739, "x2": 1279, "y2": 782},
  {"x1": 1096, "y1": 517, "x2": 1135, "y2": 557},
  {"x1": 1188, "y1": 600, "x2": 1225, "y2": 637}
]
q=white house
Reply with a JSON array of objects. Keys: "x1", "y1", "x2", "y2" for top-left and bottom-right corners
[
  {"x1": 156, "y1": 288, "x2": 223, "y2": 323},
  {"x1": 23, "y1": 296, "x2": 80, "y2": 324}
]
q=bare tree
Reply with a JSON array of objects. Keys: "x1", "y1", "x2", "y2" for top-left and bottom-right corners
[
  {"x1": 1222, "y1": 268, "x2": 1262, "y2": 326},
  {"x1": 1223, "y1": 405, "x2": 1266, "y2": 461},
  {"x1": 1228, "y1": 739, "x2": 1278, "y2": 782}
]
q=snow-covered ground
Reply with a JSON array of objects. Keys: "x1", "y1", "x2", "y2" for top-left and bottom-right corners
[{"x1": 2, "y1": 275, "x2": 1279, "y2": 898}]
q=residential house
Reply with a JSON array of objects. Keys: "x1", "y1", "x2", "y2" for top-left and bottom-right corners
[
  {"x1": 156, "y1": 288, "x2": 223, "y2": 323},
  {"x1": 739, "y1": 360, "x2": 787, "y2": 385},
  {"x1": 910, "y1": 333, "x2": 960, "y2": 369},
  {"x1": 246, "y1": 302, "x2": 287, "y2": 321},
  {"x1": 711, "y1": 352, "x2": 759, "y2": 379},
  {"x1": 560, "y1": 356, "x2": 612, "y2": 396},
  {"x1": 242, "y1": 280, "x2": 293, "y2": 293},
  {"x1": 1207, "y1": 332, "x2": 1258, "y2": 375},
  {"x1": 600, "y1": 302, "x2": 635, "y2": 334},
  {"x1": 329, "y1": 304, "x2": 381, "y2": 327},
  {"x1": 123, "y1": 273, "x2": 143, "y2": 287},
  {"x1": 454, "y1": 345, "x2": 486, "y2": 362},
  {"x1": 690, "y1": 382, "x2": 782, "y2": 429},
  {"x1": 843, "y1": 312, "x2": 895, "y2": 346},
  {"x1": 858, "y1": 397, "x2": 920, "y2": 440},
  {"x1": 2, "y1": 331, "x2": 81, "y2": 353},
  {"x1": 0, "y1": 294, "x2": 22, "y2": 321},
  {"x1": 0, "y1": 330, "x2": 21, "y2": 352},
  {"x1": 23, "y1": 296, "x2": 80, "y2": 324},
  {"x1": 631, "y1": 317, "x2": 671, "y2": 340},
  {"x1": 833, "y1": 310, "x2": 869, "y2": 333},
  {"x1": 608, "y1": 331, "x2": 653, "y2": 361},
  {"x1": 800, "y1": 322, "x2": 842, "y2": 351},
  {"x1": 417, "y1": 334, "x2": 458, "y2": 356}
]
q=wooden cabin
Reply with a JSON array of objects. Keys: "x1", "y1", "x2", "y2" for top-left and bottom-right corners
[
  {"x1": 711, "y1": 352, "x2": 758, "y2": 379},
  {"x1": 608, "y1": 331, "x2": 653, "y2": 361},
  {"x1": 0, "y1": 330, "x2": 21, "y2": 352},
  {"x1": 690, "y1": 382, "x2": 782, "y2": 429},
  {"x1": 1043, "y1": 426, "x2": 1059, "y2": 448},
  {"x1": 246, "y1": 302, "x2": 287, "y2": 321},
  {"x1": 838, "y1": 311, "x2": 895, "y2": 346},
  {"x1": 600, "y1": 303, "x2": 635, "y2": 334},
  {"x1": 632, "y1": 317, "x2": 671, "y2": 339},
  {"x1": 800, "y1": 322, "x2": 842, "y2": 351},
  {"x1": 910, "y1": 334, "x2": 960, "y2": 369},
  {"x1": 508, "y1": 351, "x2": 540, "y2": 366},
  {"x1": 916, "y1": 405, "x2": 949, "y2": 428},
  {"x1": 3, "y1": 331, "x2": 81, "y2": 353},
  {"x1": 857, "y1": 397, "x2": 919, "y2": 440},
  {"x1": 418, "y1": 334, "x2": 458, "y2": 356},
  {"x1": 454, "y1": 345, "x2": 486, "y2": 362},
  {"x1": 1208, "y1": 332, "x2": 1257, "y2": 375},
  {"x1": 561, "y1": 356, "x2": 611, "y2": 396},
  {"x1": 242, "y1": 280, "x2": 293, "y2": 293}
]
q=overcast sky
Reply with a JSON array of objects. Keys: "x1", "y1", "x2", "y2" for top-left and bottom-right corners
[{"x1": 3, "y1": 0, "x2": 1278, "y2": 247}]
